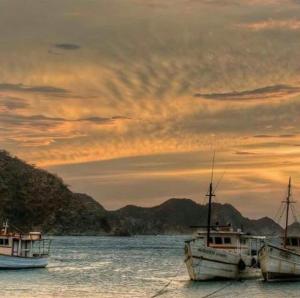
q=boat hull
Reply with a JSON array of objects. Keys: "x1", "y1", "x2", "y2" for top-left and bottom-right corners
[
  {"x1": 0, "y1": 254, "x2": 48, "y2": 269},
  {"x1": 259, "y1": 243, "x2": 300, "y2": 281},
  {"x1": 184, "y1": 241, "x2": 257, "y2": 280}
]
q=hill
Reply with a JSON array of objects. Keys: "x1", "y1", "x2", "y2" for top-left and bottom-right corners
[
  {"x1": 109, "y1": 198, "x2": 282, "y2": 235},
  {"x1": 0, "y1": 150, "x2": 111, "y2": 235},
  {"x1": 0, "y1": 150, "x2": 285, "y2": 235}
]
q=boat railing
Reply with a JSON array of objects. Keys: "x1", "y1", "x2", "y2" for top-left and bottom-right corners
[
  {"x1": 34, "y1": 239, "x2": 52, "y2": 256},
  {"x1": 30, "y1": 239, "x2": 52, "y2": 257},
  {"x1": 264, "y1": 236, "x2": 282, "y2": 246}
]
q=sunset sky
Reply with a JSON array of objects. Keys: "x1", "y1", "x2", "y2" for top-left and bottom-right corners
[{"x1": 1, "y1": 0, "x2": 300, "y2": 218}]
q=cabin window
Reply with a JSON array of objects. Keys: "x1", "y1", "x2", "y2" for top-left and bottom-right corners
[
  {"x1": 224, "y1": 237, "x2": 231, "y2": 244},
  {"x1": 291, "y1": 238, "x2": 298, "y2": 246},
  {"x1": 215, "y1": 237, "x2": 223, "y2": 244},
  {"x1": 209, "y1": 237, "x2": 213, "y2": 244},
  {"x1": 0, "y1": 238, "x2": 9, "y2": 246}
]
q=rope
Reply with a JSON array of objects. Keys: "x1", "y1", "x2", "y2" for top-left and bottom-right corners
[
  {"x1": 200, "y1": 281, "x2": 233, "y2": 298},
  {"x1": 150, "y1": 263, "x2": 183, "y2": 298},
  {"x1": 150, "y1": 263, "x2": 233, "y2": 298},
  {"x1": 277, "y1": 204, "x2": 287, "y2": 224},
  {"x1": 273, "y1": 203, "x2": 284, "y2": 223},
  {"x1": 212, "y1": 170, "x2": 226, "y2": 195},
  {"x1": 9, "y1": 222, "x2": 25, "y2": 234}
]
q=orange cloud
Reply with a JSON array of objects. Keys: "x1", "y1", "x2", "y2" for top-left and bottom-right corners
[{"x1": 239, "y1": 19, "x2": 300, "y2": 31}]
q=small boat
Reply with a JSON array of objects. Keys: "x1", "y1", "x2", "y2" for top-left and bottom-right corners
[
  {"x1": 259, "y1": 177, "x2": 300, "y2": 281},
  {"x1": 0, "y1": 221, "x2": 51, "y2": 269},
  {"x1": 184, "y1": 155, "x2": 264, "y2": 280}
]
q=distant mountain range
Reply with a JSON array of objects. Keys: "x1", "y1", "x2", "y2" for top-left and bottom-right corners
[
  {"x1": 0, "y1": 150, "x2": 288, "y2": 236},
  {"x1": 109, "y1": 199, "x2": 283, "y2": 236}
]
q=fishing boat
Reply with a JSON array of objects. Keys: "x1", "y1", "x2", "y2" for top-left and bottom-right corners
[
  {"x1": 184, "y1": 226, "x2": 264, "y2": 280},
  {"x1": 0, "y1": 221, "x2": 51, "y2": 269},
  {"x1": 184, "y1": 155, "x2": 264, "y2": 280},
  {"x1": 259, "y1": 177, "x2": 300, "y2": 281}
]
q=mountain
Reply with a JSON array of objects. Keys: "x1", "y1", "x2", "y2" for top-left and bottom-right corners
[
  {"x1": 109, "y1": 198, "x2": 283, "y2": 235},
  {"x1": 0, "y1": 150, "x2": 284, "y2": 235}
]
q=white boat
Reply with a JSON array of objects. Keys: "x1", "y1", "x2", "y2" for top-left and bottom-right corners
[
  {"x1": 184, "y1": 226, "x2": 264, "y2": 280},
  {"x1": 0, "y1": 221, "x2": 51, "y2": 269},
  {"x1": 184, "y1": 154, "x2": 264, "y2": 280},
  {"x1": 259, "y1": 178, "x2": 300, "y2": 281},
  {"x1": 259, "y1": 241, "x2": 300, "y2": 281}
]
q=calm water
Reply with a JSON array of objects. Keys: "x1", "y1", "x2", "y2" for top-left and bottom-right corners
[{"x1": 0, "y1": 236, "x2": 299, "y2": 297}]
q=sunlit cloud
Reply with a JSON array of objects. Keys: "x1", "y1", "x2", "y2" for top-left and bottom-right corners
[
  {"x1": 0, "y1": 83, "x2": 69, "y2": 94},
  {"x1": 239, "y1": 19, "x2": 300, "y2": 31}
]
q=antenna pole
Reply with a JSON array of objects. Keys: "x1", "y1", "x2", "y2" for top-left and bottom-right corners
[
  {"x1": 206, "y1": 152, "x2": 216, "y2": 247},
  {"x1": 284, "y1": 177, "x2": 292, "y2": 248},
  {"x1": 206, "y1": 182, "x2": 215, "y2": 247}
]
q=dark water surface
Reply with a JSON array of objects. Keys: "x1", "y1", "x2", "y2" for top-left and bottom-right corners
[{"x1": 0, "y1": 236, "x2": 299, "y2": 297}]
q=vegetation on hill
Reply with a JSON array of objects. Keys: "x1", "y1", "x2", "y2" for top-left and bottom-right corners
[{"x1": 0, "y1": 150, "x2": 110, "y2": 235}]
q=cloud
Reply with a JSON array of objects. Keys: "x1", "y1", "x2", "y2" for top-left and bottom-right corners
[
  {"x1": 0, "y1": 83, "x2": 69, "y2": 94},
  {"x1": 0, "y1": 111, "x2": 131, "y2": 149},
  {"x1": 253, "y1": 134, "x2": 275, "y2": 138},
  {"x1": 54, "y1": 43, "x2": 81, "y2": 50},
  {"x1": 253, "y1": 134, "x2": 297, "y2": 138},
  {"x1": 0, "y1": 113, "x2": 129, "y2": 126},
  {"x1": 0, "y1": 96, "x2": 29, "y2": 111},
  {"x1": 235, "y1": 151, "x2": 256, "y2": 155},
  {"x1": 194, "y1": 85, "x2": 300, "y2": 101},
  {"x1": 239, "y1": 19, "x2": 300, "y2": 31},
  {"x1": 201, "y1": 0, "x2": 290, "y2": 5}
]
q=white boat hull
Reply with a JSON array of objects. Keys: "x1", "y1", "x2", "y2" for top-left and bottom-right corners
[
  {"x1": 259, "y1": 243, "x2": 300, "y2": 281},
  {"x1": 184, "y1": 241, "x2": 258, "y2": 280},
  {"x1": 0, "y1": 254, "x2": 48, "y2": 269}
]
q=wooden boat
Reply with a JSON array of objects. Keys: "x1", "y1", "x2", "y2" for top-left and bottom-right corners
[
  {"x1": 184, "y1": 154, "x2": 264, "y2": 280},
  {"x1": 185, "y1": 226, "x2": 264, "y2": 280},
  {"x1": 0, "y1": 221, "x2": 51, "y2": 269},
  {"x1": 259, "y1": 178, "x2": 300, "y2": 281}
]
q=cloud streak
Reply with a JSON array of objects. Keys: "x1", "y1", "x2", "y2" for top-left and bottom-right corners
[
  {"x1": 0, "y1": 96, "x2": 29, "y2": 111},
  {"x1": 194, "y1": 85, "x2": 300, "y2": 101},
  {"x1": 0, "y1": 83, "x2": 69, "y2": 94},
  {"x1": 239, "y1": 19, "x2": 300, "y2": 31},
  {"x1": 54, "y1": 43, "x2": 81, "y2": 50}
]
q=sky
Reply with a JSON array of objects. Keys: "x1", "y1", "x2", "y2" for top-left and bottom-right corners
[{"x1": 1, "y1": 0, "x2": 300, "y2": 219}]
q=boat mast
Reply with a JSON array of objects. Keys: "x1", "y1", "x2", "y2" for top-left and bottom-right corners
[
  {"x1": 284, "y1": 177, "x2": 292, "y2": 248},
  {"x1": 206, "y1": 152, "x2": 215, "y2": 247}
]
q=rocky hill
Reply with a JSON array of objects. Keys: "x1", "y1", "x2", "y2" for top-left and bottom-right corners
[
  {"x1": 0, "y1": 150, "x2": 110, "y2": 235},
  {"x1": 109, "y1": 198, "x2": 283, "y2": 235},
  {"x1": 0, "y1": 150, "x2": 286, "y2": 235}
]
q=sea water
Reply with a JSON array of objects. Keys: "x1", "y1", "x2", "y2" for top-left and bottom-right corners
[{"x1": 0, "y1": 236, "x2": 299, "y2": 298}]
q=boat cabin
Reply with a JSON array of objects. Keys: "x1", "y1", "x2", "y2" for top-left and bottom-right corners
[
  {"x1": 194, "y1": 226, "x2": 245, "y2": 248},
  {"x1": 0, "y1": 222, "x2": 50, "y2": 258},
  {"x1": 283, "y1": 236, "x2": 300, "y2": 251},
  {"x1": 191, "y1": 225, "x2": 264, "y2": 256}
]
